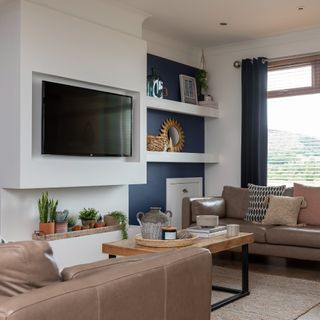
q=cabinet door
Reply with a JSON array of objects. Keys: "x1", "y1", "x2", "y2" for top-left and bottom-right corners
[{"x1": 166, "y1": 177, "x2": 203, "y2": 229}]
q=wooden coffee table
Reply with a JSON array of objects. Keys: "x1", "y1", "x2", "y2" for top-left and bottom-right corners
[{"x1": 102, "y1": 232, "x2": 254, "y2": 311}]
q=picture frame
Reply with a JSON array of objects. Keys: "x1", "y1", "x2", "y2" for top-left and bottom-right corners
[{"x1": 179, "y1": 74, "x2": 198, "y2": 105}]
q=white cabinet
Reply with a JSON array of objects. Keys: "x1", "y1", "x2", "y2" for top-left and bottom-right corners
[{"x1": 166, "y1": 177, "x2": 203, "y2": 229}]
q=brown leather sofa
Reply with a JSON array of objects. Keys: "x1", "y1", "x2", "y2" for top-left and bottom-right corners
[
  {"x1": 0, "y1": 241, "x2": 212, "y2": 320},
  {"x1": 182, "y1": 186, "x2": 320, "y2": 261}
]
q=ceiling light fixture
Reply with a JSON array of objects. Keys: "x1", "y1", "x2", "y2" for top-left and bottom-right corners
[{"x1": 219, "y1": 22, "x2": 228, "y2": 26}]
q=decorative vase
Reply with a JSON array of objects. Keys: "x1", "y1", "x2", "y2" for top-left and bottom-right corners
[
  {"x1": 147, "y1": 68, "x2": 164, "y2": 98},
  {"x1": 136, "y1": 207, "x2": 172, "y2": 240},
  {"x1": 81, "y1": 219, "x2": 96, "y2": 228},
  {"x1": 39, "y1": 222, "x2": 55, "y2": 235},
  {"x1": 55, "y1": 222, "x2": 68, "y2": 233}
]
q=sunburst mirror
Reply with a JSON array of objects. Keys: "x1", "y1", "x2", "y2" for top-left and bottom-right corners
[{"x1": 160, "y1": 118, "x2": 185, "y2": 152}]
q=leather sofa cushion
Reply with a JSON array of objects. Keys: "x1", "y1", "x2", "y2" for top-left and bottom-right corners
[
  {"x1": 219, "y1": 218, "x2": 272, "y2": 243},
  {"x1": 266, "y1": 226, "x2": 320, "y2": 249},
  {"x1": 62, "y1": 256, "x2": 147, "y2": 281},
  {"x1": 0, "y1": 241, "x2": 60, "y2": 298},
  {"x1": 191, "y1": 197, "x2": 225, "y2": 222},
  {"x1": 294, "y1": 183, "x2": 320, "y2": 225},
  {"x1": 222, "y1": 186, "x2": 249, "y2": 219},
  {"x1": 283, "y1": 187, "x2": 293, "y2": 197}
]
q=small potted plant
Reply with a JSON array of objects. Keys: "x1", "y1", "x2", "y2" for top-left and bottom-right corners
[
  {"x1": 104, "y1": 211, "x2": 128, "y2": 239},
  {"x1": 38, "y1": 192, "x2": 58, "y2": 235},
  {"x1": 94, "y1": 215, "x2": 105, "y2": 228},
  {"x1": 195, "y1": 69, "x2": 208, "y2": 102},
  {"x1": 67, "y1": 215, "x2": 78, "y2": 231},
  {"x1": 79, "y1": 208, "x2": 98, "y2": 228},
  {"x1": 55, "y1": 210, "x2": 69, "y2": 233},
  {"x1": 196, "y1": 50, "x2": 209, "y2": 102}
]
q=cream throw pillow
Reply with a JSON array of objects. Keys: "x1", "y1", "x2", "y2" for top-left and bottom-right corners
[{"x1": 261, "y1": 195, "x2": 306, "y2": 226}]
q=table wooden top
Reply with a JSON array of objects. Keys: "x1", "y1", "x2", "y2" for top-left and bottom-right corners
[{"x1": 102, "y1": 232, "x2": 254, "y2": 257}]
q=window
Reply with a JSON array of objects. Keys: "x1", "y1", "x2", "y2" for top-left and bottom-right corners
[{"x1": 267, "y1": 55, "x2": 320, "y2": 185}]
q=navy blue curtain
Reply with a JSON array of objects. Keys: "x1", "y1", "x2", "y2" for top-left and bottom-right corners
[{"x1": 241, "y1": 57, "x2": 268, "y2": 187}]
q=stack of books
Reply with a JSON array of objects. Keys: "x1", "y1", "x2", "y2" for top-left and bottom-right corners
[{"x1": 186, "y1": 225, "x2": 227, "y2": 238}]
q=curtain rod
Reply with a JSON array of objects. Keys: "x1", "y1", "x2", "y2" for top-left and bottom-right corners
[{"x1": 233, "y1": 51, "x2": 320, "y2": 68}]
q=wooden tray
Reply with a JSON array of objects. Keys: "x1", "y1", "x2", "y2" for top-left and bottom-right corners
[{"x1": 135, "y1": 234, "x2": 198, "y2": 248}]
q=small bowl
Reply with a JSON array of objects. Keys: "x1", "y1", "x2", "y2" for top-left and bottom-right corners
[{"x1": 196, "y1": 215, "x2": 219, "y2": 227}]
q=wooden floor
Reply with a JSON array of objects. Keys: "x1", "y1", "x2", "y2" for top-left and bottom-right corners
[{"x1": 213, "y1": 252, "x2": 320, "y2": 319}]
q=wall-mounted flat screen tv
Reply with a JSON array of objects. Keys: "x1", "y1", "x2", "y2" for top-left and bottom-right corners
[{"x1": 42, "y1": 81, "x2": 132, "y2": 157}]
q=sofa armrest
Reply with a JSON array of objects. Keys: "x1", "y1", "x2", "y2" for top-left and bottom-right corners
[
  {"x1": 0, "y1": 248, "x2": 212, "y2": 320},
  {"x1": 182, "y1": 196, "x2": 224, "y2": 228},
  {"x1": 61, "y1": 254, "x2": 147, "y2": 281}
]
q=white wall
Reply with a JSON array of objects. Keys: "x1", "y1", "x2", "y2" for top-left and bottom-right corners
[
  {"x1": 0, "y1": 0, "x2": 148, "y2": 266},
  {"x1": 204, "y1": 27, "x2": 320, "y2": 196},
  {"x1": 28, "y1": 0, "x2": 149, "y2": 38},
  {"x1": 5, "y1": 0, "x2": 146, "y2": 189},
  {"x1": 0, "y1": 185, "x2": 128, "y2": 240},
  {"x1": 143, "y1": 28, "x2": 201, "y2": 67},
  {"x1": 1, "y1": 186, "x2": 127, "y2": 269}
]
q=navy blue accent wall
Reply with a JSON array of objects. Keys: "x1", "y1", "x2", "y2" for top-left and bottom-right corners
[
  {"x1": 129, "y1": 163, "x2": 204, "y2": 225},
  {"x1": 128, "y1": 54, "x2": 204, "y2": 225},
  {"x1": 147, "y1": 54, "x2": 198, "y2": 102},
  {"x1": 147, "y1": 110, "x2": 204, "y2": 153}
]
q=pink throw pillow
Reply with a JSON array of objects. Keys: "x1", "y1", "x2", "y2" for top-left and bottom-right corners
[{"x1": 294, "y1": 183, "x2": 320, "y2": 225}]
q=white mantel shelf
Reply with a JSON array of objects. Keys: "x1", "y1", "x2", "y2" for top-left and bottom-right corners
[
  {"x1": 146, "y1": 96, "x2": 220, "y2": 118},
  {"x1": 147, "y1": 152, "x2": 219, "y2": 163}
]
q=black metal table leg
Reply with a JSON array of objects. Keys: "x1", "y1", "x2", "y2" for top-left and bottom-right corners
[{"x1": 211, "y1": 244, "x2": 250, "y2": 311}]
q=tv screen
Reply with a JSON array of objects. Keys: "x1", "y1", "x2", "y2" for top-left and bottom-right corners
[{"x1": 42, "y1": 81, "x2": 132, "y2": 157}]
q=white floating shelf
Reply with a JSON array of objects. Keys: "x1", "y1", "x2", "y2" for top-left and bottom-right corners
[
  {"x1": 146, "y1": 96, "x2": 219, "y2": 118},
  {"x1": 147, "y1": 152, "x2": 219, "y2": 163}
]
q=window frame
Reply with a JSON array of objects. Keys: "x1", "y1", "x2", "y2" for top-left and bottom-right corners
[{"x1": 268, "y1": 55, "x2": 320, "y2": 98}]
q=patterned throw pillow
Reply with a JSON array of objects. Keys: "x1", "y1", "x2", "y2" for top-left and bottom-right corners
[{"x1": 245, "y1": 184, "x2": 286, "y2": 222}]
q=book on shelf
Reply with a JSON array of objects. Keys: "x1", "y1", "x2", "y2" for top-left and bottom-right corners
[{"x1": 186, "y1": 225, "x2": 226, "y2": 234}]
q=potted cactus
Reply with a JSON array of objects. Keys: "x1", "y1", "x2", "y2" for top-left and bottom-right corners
[
  {"x1": 38, "y1": 192, "x2": 58, "y2": 235},
  {"x1": 55, "y1": 210, "x2": 69, "y2": 233},
  {"x1": 79, "y1": 208, "x2": 98, "y2": 228}
]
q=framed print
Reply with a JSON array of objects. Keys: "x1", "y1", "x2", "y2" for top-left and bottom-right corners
[{"x1": 179, "y1": 74, "x2": 198, "y2": 105}]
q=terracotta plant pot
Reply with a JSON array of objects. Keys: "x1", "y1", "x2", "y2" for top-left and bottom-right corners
[
  {"x1": 94, "y1": 222, "x2": 105, "y2": 228},
  {"x1": 39, "y1": 222, "x2": 55, "y2": 235},
  {"x1": 104, "y1": 216, "x2": 118, "y2": 226},
  {"x1": 72, "y1": 225, "x2": 81, "y2": 231},
  {"x1": 81, "y1": 219, "x2": 96, "y2": 228},
  {"x1": 55, "y1": 222, "x2": 68, "y2": 234}
]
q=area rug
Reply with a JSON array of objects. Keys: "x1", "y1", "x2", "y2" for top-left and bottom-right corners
[{"x1": 211, "y1": 266, "x2": 320, "y2": 320}]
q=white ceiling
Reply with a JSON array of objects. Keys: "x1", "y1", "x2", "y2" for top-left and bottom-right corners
[{"x1": 110, "y1": 0, "x2": 320, "y2": 47}]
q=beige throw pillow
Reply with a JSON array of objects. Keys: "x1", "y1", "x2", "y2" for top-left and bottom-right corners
[{"x1": 261, "y1": 195, "x2": 306, "y2": 226}]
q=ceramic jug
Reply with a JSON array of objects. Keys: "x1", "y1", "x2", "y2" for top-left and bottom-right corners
[{"x1": 136, "y1": 207, "x2": 172, "y2": 240}]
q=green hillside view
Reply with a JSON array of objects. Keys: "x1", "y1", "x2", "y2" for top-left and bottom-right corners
[{"x1": 268, "y1": 129, "x2": 320, "y2": 183}]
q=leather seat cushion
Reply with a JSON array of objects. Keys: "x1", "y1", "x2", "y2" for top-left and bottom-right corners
[
  {"x1": 191, "y1": 197, "x2": 225, "y2": 222},
  {"x1": 222, "y1": 186, "x2": 249, "y2": 219},
  {"x1": 219, "y1": 218, "x2": 272, "y2": 243},
  {"x1": 0, "y1": 241, "x2": 60, "y2": 297},
  {"x1": 266, "y1": 226, "x2": 320, "y2": 248}
]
